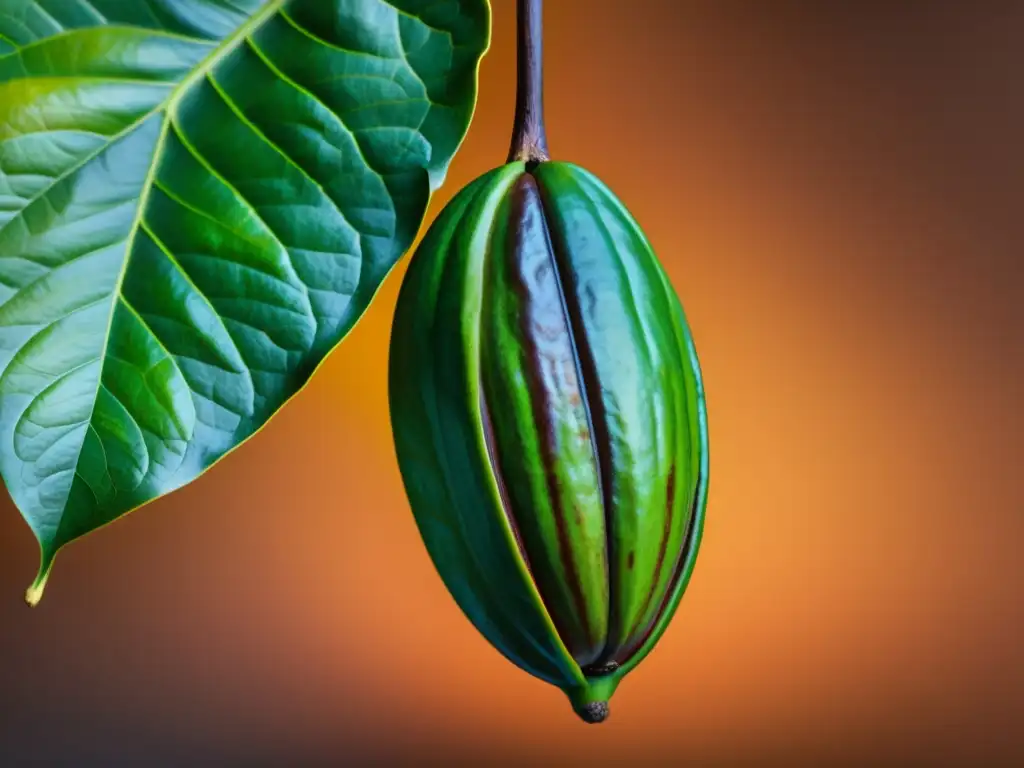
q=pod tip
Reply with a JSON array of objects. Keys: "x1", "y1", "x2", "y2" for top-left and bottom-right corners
[{"x1": 576, "y1": 701, "x2": 610, "y2": 724}]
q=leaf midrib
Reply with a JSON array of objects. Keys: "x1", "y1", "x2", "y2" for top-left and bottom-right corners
[
  {"x1": 0, "y1": 0, "x2": 287, "y2": 243},
  {"x1": 21, "y1": 0, "x2": 288, "y2": 540}
]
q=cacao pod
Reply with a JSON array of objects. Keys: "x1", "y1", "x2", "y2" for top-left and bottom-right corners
[{"x1": 388, "y1": 159, "x2": 709, "y2": 723}]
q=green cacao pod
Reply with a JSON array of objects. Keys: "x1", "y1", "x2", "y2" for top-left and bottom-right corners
[{"x1": 388, "y1": 159, "x2": 709, "y2": 723}]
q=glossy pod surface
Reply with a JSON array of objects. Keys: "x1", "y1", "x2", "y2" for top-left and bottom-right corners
[{"x1": 388, "y1": 160, "x2": 709, "y2": 722}]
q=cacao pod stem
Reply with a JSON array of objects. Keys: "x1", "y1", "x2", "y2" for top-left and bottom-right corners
[{"x1": 508, "y1": 0, "x2": 550, "y2": 165}]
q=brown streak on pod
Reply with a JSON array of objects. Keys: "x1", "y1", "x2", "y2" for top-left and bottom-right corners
[
  {"x1": 623, "y1": 465, "x2": 677, "y2": 646},
  {"x1": 533, "y1": 171, "x2": 620, "y2": 667},
  {"x1": 480, "y1": 392, "x2": 534, "y2": 576},
  {"x1": 507, "y1": 173, "x2": 597, "y2": 661},
  {"x1": 613, "y1": 468, "x2": 704, "y2": 666}
]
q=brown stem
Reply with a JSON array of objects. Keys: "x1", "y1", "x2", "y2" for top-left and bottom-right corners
[{"x1": 507, "y1": 0, "x2": 549, "y2": 164}]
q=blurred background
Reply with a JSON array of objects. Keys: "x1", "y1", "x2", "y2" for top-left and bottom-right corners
[{"x1": 1, "y1": 0, "x2": 1022, "y2": 765}]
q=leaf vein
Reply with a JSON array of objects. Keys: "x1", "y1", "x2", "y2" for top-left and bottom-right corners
[
  {"x1": 151, "y1": 178, "x2": 279, "y2": 259},
  {"x1": 30, "y1": 3, "x2": 64, "y2": 33},
  {"x1": 243, "y1": 36, "x2": 390, "y2": 189},
  {"x1": 166, "y1": 117, "x2": 292, "y2": 259},
  {"x1": 137, "y1": 220, "x2": 254, "y2": 392},
  {"x1": 78, "y1": 0, "x2": 107, "y2": 24},
  {"x1": 0, "y1": 296, "x2": 110, "y2": 389},
  {"x1": 276, "y1": 9, "x2": 393, "y2": 61},
  {"x1": 116, "y1": 294, "x2": 188, "y2": 386}
]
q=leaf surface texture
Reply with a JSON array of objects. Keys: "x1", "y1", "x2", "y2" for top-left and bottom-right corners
[{"x1": 0, "y1": 0, "x2": 489, "y2": 601}]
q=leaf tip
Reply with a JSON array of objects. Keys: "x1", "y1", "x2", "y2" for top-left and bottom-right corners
[{"x1": 25, "y1": 567, "x2": 51, "y2": 608}]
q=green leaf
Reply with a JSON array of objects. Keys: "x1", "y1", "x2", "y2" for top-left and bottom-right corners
[{"x1": 0, "y1": 0, "x2": 490, "y2": 604}]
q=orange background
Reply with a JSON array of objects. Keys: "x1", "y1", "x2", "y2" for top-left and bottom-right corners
[{"x1": 1, "y1": 1, "x2": 1022, "y2": 764}]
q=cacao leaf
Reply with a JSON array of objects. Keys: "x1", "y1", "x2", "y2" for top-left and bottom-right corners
[{"x1": 0, "y1": 0, "x2": 490, "y2": 604}]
